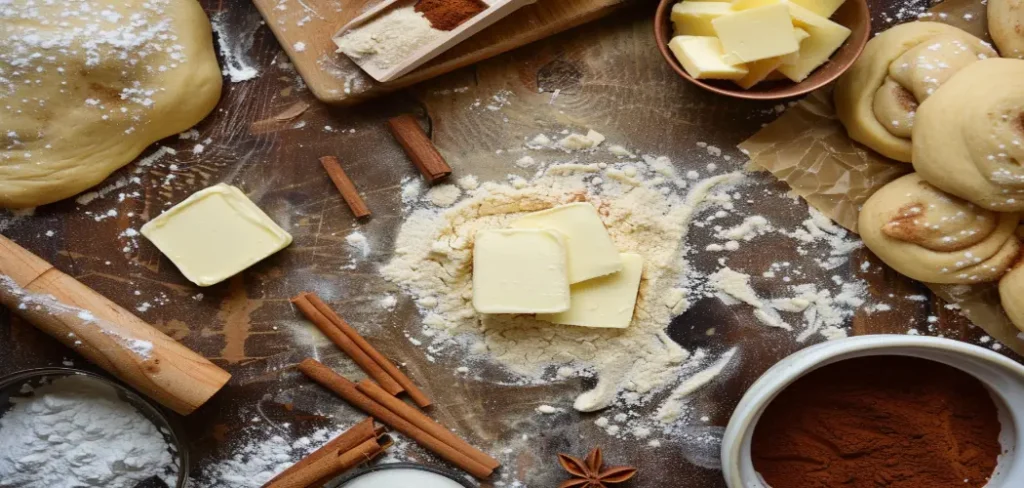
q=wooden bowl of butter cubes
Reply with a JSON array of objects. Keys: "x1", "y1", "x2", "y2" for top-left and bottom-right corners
[{"x1": 655, "y1": 0, "x2": 870, "y2": 99}]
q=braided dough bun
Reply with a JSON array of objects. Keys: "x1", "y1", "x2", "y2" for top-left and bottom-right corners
[
  {"x1": 859, "y1": 173, "x2": 1020, "y2": 284},
  {"x1": 834, "y1": 22, "x2": 996, "y2": 162},
  {"x1": 912, "y1": 58, "x2": 1024, "y2": 212},
  {"x1": 1001, "y1": 259, "x2": 1024, "y2": 332},
  {"x1": 0, "y1": 0, "x2": 222, "y2": 208},
  {"x1": 990, "y1": 0, "x2": 1024, "y2": 59}
]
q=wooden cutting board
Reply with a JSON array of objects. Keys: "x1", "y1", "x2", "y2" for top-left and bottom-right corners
[{"x1": 250, "y1": 0, "x2": 630, "y2": 105}]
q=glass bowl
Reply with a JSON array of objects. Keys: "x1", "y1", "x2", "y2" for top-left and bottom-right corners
[{"x1": 0, "y1": 367, "x2": 189, "y2": 488}]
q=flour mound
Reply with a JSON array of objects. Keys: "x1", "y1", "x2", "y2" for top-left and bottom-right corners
[{"x1": 383, "y1": 160, "x2": 744, "y2": 411}]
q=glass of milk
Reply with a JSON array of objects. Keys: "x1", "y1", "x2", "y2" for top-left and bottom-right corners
[{"x1": 329, "y1": 463, "x2": 474, "y2": 488}]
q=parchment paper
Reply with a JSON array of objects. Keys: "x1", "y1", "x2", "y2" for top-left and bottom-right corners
[{"x1": 740, "y1": 0, "x2": 1024, "y2": 356}]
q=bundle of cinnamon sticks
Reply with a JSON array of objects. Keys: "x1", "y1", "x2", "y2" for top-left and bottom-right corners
[
  {"x1": 290, "y1": 292, "x2": 499, "y2": 480},
  {"x1": 262, "y1": 418, "x2": 390, "y2": 488}
]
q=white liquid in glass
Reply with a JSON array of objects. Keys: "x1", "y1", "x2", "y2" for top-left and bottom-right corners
[{"x1": 341, "y1": 468, "x2": 466, "y2": 488}]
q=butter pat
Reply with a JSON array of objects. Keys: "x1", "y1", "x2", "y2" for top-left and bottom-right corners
[
  {"x1": 539, "y1": 254, "x2": 644, "y2": 329},
  {"x1": 777, "y1": 3, "x2": 850, "y2": 81},
  {"x1": 668, "y1": 36, "x2": 749, "y2": 80},
  {"x1": 472, "y1": 229, "x2": 570, "y2": 314},
  {"x1": 141, "y1": 184, "x2": 292, "y2": 287},
  {"x1": 510, "y1": 203, "x2": 623, "y2": 283},
  {"x1": 672, "y1": 1, "x2": 732, "y2": 37},
  {"x1": 734, "y1": 28, "x2": 809, "y2": 88},
  {"x1": 712, "y1": 4, "x2": 799, "y2": 64},
  {"x1": 790, "y1": 0, "x2": 845, "y2": 18}
]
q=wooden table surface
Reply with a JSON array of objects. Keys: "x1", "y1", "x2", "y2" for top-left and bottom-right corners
[{"x1": 0, "y1": 0, "x2": 1008, "y2": 487}]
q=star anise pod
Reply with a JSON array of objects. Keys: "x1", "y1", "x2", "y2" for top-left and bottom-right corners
[{"x1": 557, "y1": 447, "x2": 638, "y2": 488}]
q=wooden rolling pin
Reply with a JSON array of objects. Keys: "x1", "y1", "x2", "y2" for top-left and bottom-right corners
[{"x1": 0, "y1": 235, "x2": 231, "y2": 415}]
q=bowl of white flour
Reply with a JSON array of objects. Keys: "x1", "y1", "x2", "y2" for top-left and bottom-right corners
[{"x1": 0, "y1": 368, "x2": 187, "y2": 488}]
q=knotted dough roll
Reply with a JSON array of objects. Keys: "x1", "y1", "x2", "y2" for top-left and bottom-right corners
[
  {"x1": 912, "y1": 58, "x2": 1024, "y2": 212},
  {"x1": 859, "y1": 173, "x2": 1020, "y2": 284},
  {"x1": 1000, "y1": 258, "x2": 1024, "y2": 332},
  {"x1": 834, "y1": 22, "x2": 996, "y2": 162},
  {"x1": 990, "y1": 0, "x2": 1024, "y2": 59}
]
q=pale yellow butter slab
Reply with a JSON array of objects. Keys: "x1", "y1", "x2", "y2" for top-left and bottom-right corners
[
  {"x1": 672, "y1": 1, "x2": 732, "y2": 37},
  {"x1": 712, "y1": 4, "x2": 799, "y2": 64},
  {"x1": 141, "y1": 183, "x2": 292, "y2": 287},
  {"x1": 472, "y1": 229, "x2": 571, "y2": 314},
  {"x1": 777, "y1": 3, "x2": 850, "y2": 82},
  {"x1": 668, "y1": 36, "x2": 749, "y2": 80},
  {"x1": 509, "y1": 202, "x2": 623, "y2": 284},
  {"x1": 538, "y1": 253, "x2": 644, "y2": 329}
]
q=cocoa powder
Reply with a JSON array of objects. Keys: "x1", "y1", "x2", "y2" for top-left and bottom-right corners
[
  {"x1": 415, "y1": 0, "x2": 488, "y2": 31},
  {"x1": 752, "y1": 356, "x2": 1002, "y2": 488}
]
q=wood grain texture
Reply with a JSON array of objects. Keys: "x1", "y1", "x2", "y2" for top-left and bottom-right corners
[
  {"x1": 0, "y1": 0, "x2": 1011, "y2": 486},
  {"x1": 250, "y1": 0, "x2": 630, "y2": 104}
]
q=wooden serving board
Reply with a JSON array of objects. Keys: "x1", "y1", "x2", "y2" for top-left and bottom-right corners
[{"x1": 250, "y1": 0, "x2": 630, "y2": 105}]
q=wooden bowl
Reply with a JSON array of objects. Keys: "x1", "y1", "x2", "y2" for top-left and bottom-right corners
[{"x1": 654, "y1": 0, "x2": 871, "y2": 100}]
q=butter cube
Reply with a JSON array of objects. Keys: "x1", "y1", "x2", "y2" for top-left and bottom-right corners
[
  {"x1": 734, "y1": 28, "x2": 809, "y2": 88},
  {"x1": 510, "y1": 203, "x2": 623, "y2": 284},
  {"x1": 538, "y1": 254, "x2": 644, "y2": 329},
  {"x1": 672, "y1": 1, "x2": 732, "y2": 37},
  {"x1": 790, "y1": 0, "x2": 845, "y2": 18},
  {"x1": 777, "y1": 3, "x2": 850, "y2": 81},
  {"x1": 731, "y1": 0, "x2": 845, "y2": 17},
  {"x1": 141, "y1": 184, "x2": 293, "y2": 287},
  {"x1": 668, "y1": 36, "x2": 749, "y2": 80},
  {"x1": 472, "y1": 229, "x2": 570, "y2": 314},
  {"x1": 712, "y1": 4, "x2": 799, "y2": 64}
]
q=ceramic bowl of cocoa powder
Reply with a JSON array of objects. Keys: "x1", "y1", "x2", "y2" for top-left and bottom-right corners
[{"x1": 721, "y1": 335, "x2": 1024, "y2": 488}]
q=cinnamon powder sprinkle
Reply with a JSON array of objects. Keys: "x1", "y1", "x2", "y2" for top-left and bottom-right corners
[{"x1": 415, "y1": 0, "x2": 488, "y2": 31}]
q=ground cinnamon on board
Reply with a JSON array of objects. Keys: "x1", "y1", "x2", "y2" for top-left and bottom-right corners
[
  {"x1": 751, "y1": 356, "x2": 1002, "y2": 488},
  {"x1": 415, "y1": 0, "x2": 488, "y2": 31}
]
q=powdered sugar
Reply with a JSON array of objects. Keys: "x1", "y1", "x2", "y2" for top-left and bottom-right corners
[{"x1": 0, "y1": 375, "x2": 175, "y2": 487}]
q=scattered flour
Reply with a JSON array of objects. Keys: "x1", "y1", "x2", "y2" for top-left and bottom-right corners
[
  {"x1": 210, "y1": 11, "x2": 259, "y2": 82},
  {"x1": 382, "y1": 155, "x2": 746, "y2": 413},
  {"x1": 425, "y1": 184, "x2": 462, "y2": 207}
]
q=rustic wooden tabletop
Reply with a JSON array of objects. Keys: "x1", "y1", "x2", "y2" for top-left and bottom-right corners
[{"x1": 0, "y1": 0, "x2": 1008, "y2": 487}]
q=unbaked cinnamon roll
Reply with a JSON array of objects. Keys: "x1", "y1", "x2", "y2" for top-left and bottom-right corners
[
  {"x1": 990, "y1": 0, "x2": 1024, "y2": 59},
  {"x1": 859, "y1": 173, "x2": 1020, "y2": 284},
  {"x1": 1000, "y1": 258, "x2": 1024, "y2": 332},
  {"x1": 834, "y1": 22, "x2": 996, "y2": 162},
  {"x1": 912, "y1": 58, "x2": 1024, "y2": 212}
]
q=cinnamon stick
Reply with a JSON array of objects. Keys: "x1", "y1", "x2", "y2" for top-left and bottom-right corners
[
  {"x1": 386, "y1": 114, "x2": 452, "y2": 183},
  {"x1": 319, "y1": 156, "x2": 370, "y2": 219},
  {"x1": 298, "y1": 358, "x2": 494, "y2": 479},
  {"x1": 357, "y1": 379, "x2": 498, "y2": 470},
  {"x1": 291, "y1": 294, "x2": 404, "y2": 395},
  {"x1": 263, "y1": 435, "x2": 391, "y2": 488},
  {"x1": 304, "y1": 292, "x2": 432, "y2": 407},
  {"x1": 263, "y1": 417, "x2": 381, "y2": 486}
]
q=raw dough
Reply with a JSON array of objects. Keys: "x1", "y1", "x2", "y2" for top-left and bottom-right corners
[
  {"x1": 990, "y1": 0, "x2": 1024, "y2": 59},
  {"x1": 858, "y1": 173, "x2": 1020, "y2": 284},
  {"x1": 1000, "y1": 260, "x2": 1024, "y2": 332},
  {"x1": 912, "y1": 58, "x2": 1024, "y2": 212},
  {"x1": 0, "y1": 0, "x2": 222, "y2": 208},
  {"x1": 834, "y1": 22, "x2": 995, "y2": 163}
]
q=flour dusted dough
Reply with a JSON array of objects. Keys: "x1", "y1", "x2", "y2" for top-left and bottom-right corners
[
  {"x1": 859, "y1": 173, "x2": 1020, "y2": 284},
  {"x1": 912, "y1": 58, "x2": 1024, "y2": 212},
  {"x1": 0, "y1": 0, "x2": 222, "y2": 208},
  {"x1": 990, "y1": 0, "x2": 1024, "y2": 59},
  {"x1": 834, "y1": 22, "x2": 995, "y2": 163},
  {"x1": 1000, "y1": 261, "x2": 1024, "y2": 332}
]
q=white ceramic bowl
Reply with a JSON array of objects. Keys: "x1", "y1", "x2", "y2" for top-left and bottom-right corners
[{"x1": 721, "y1": 335, "x2": 1024, "y2": 488}]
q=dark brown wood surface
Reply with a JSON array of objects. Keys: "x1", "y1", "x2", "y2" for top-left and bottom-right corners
[{"x1": 0, "y1": 0, "x2": 1007, "y2": 487}]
